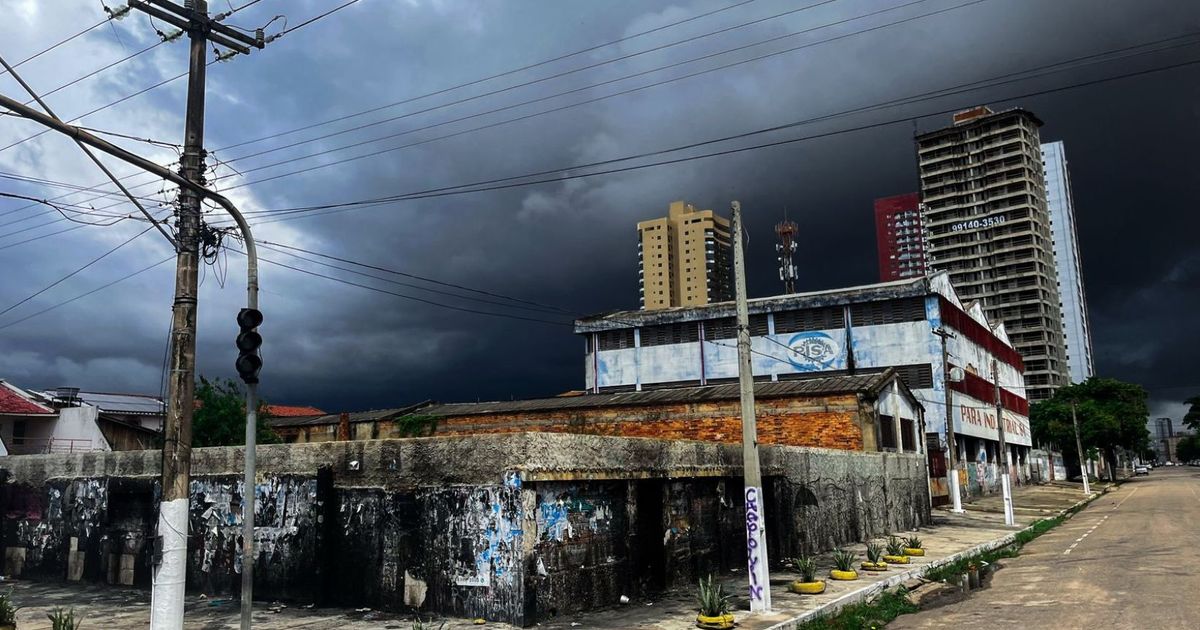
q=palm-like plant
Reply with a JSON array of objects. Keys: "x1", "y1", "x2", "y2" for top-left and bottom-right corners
[
  {"x1": 47, "y1": 608, "x2": 81, "y2": 630},
  {"x1": 866, "y1": 542, "x2": 885, "y2": 565},
  {"x1": 697, "y1": 574, "x2": 732, "y2": 617},
  {"x1": 903, "y1": 535, "x2": 923, "y2": 550},
  {"x1": 0, "y1": 588, "x2": 16, "y2": 627},
  {"x1": 832, "y1": 548, "x2": 856, "y2": 572},
  {"x1": 886, "y1": 536, "x2": 905, "y2": 557},
  {"x1": 791, "y1": 554, "x2": 818, "y2": 583}
]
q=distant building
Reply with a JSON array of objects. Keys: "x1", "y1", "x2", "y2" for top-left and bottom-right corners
[
  {"x1": 637, "y1": 201, "x2": 732, "y2": 310},
  {"x1": 575, "y1": 272, "x2": 1033, "y2": 500},
  {"x1": 1042, "y1": 141, "x2": 1094, "y2": 383},
  {"x1": 874, "y1": 193, "x2": 928, "y2": 281},
  {"x1": 0, "y1": 382, "x2": 162, "y2": 454},
  {"x1": 916, "y1": 105, "x2": 1069, "y2": 401}
]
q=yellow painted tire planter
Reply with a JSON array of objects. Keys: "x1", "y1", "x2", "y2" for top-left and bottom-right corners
[
  {"x1": 830, "y1": 569, "x2": 859, "y2": 581},
  {"x1": 860, "y1": 561, "x2": 889, "y2": 571},
  {"x1": 696, "y1": 613, "x2": 735, "y2": 629},
  {"x1": 790, "y1": 580, "x2": 827, "y2": 594},
  {"x1": 904, "y1": 548, "x2": 925, "y2": 556},
  {"x1": 882, "y1": 555, "x2": 910, "y2": 564}
]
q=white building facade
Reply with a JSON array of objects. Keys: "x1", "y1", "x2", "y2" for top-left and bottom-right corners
[
  {"x1": 1042, "y1": 141, "x2": 1094, "y2": 383},
  {"x1": 576, "y1": 273, "x2": 1033, "y2": 500}
]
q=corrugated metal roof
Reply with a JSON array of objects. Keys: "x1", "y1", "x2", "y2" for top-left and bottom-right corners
[
  {"x1": 575, "y1": 274, "x2": 939, "y2": 332},
  {"x1": 267, "y1": 402, "x2": 430, "y2": 429},
  {"x1": 421, "y1": 372, "x2": 896, "y2": 418},
  {"x1": 72, "y1": 391, "x2": 164, "y2": 415}
]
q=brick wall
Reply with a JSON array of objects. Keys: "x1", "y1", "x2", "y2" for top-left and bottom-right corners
[{"x1": 430, "y1": 394, "x2": 872, "y2": 451}]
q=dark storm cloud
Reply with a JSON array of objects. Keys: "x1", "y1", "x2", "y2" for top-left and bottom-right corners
[{"x1": 1, "y1": 0, "x2": 1197, "y2": 418}]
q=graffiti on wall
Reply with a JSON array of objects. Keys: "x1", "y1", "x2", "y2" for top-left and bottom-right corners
[
  {"x1": 535, "y1": 485, "x2": 614, "y2": 543},
  {"x1": 449, "y1": 487, "x2": 522, "y2": 588}
]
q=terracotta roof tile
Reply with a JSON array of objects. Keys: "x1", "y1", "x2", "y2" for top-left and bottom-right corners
[{"x1": 0, "y1": 382, "x2": 55, "y2": 416}]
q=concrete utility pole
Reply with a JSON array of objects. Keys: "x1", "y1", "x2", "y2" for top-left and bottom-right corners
[
  {"x1": 991, "y1": 359, "x2": 1014, "y2": 526},
  {"x1": 123, "y1": 3, "x2": 265, "y2": 629},
  {"x1": 932, "y1": 327, "x2": 963, "y2": 513},
  {"x1": 0, "y1": 89, "x2": 260, "y2": 628},
  {"x1": 731, "y1": 201, "x2": 770, "y2": 613},
  {"x1": 1071, "y1": 401, "x2": 1091, "y2": 495}
]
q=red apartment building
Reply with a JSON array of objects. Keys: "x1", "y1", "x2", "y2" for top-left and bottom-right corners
[{"x1": 874, "y1": 193, "x2": 928, "y2": 281}]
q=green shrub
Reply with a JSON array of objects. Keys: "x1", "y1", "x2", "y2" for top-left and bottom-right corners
[
  {"x1": 902, "y1": 534, "x2": 923, "y2": 549},
  {"x1": 886, "y1": 535, "x2": 904, "y2": 556},
  {"x1": 865, "y1": 542, "x2": 885, "y2": 564},
  {"x1": 696, "y1": 574, "x2": 732, "y2": 617},
  {"x1": 831, "y1": 548, "x2": 856, "y2": 572},
  {"x1": 790, "y1": 554, "x2": 818, "y2": 582},
  {"x1": 47, "y1": 608, "x2": 81, "y2": 630},
  {"x1": 0, "y1": 588, "x2": 16, "y2": 625}
]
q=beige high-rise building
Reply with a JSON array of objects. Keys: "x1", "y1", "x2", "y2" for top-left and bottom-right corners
[
  {"x1": 916, "y1": 106, "x2": 1068, "y2": 401},
  {"x1": 637, "y1": 201, "x2": 733, "y2": 310}
]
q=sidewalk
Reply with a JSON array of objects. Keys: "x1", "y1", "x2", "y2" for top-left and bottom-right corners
[{"x1": 0, "y1": 482, "x2": 1105, "y2": 629}]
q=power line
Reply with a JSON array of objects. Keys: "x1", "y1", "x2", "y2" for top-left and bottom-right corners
[
  {"x1": 0, "y1": 224, "x2": 89, "y2": 251},
  {"x1": 23, "y1": 0, "x2": 774, "y2": 211},
  {"x1": 219, "y1": 0, "x2": 842, "y2": 165},
  {"x1": 226, "y1": 247, "x2": 573, "y2": 326},
  {"x1": 0, "y1": 255, "x2": 174, "y2": 331},
  {"x1": 3, "y1": 0, "x2": 960, "y2": 215},
  {"x1": 257, "y1": 242, "x2": 568, "y2": 314},
  {"x1": 0, "y1": 225, "x2": 153, "y2": 318},
  {"x1": 0, "y1": 192, "x2": 140, "y2": 229},
  {"x1": 216, "y1": 0, "x2": 761, "y2": 152},
  {"x1": 258, "y1": 240, "x2": 576, "y2": 314},
  {"x1": 217, "y1": 50, "x2": 1200, "y2": 227},
  {"x1": 206, "y1": 0, "x2": 980, "y2": 189},
  {"x1": 269, "y1": 0, "x2": 361, "y2": 39},
  {"x1": 0, "y1": 18, "x2": 110, "y2": 77}
]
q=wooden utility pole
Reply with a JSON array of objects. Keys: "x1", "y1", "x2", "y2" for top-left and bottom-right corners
[
  {"x1": 125, "y1": 3, "x2": 265, "y2": 629},
  {"x1": 731, "y1": 201, "x2": 770, "y2": 613},
  {"x1": 931, "y1": 327, "x2": 963, "y2": 512},
  {"x1": 991, "y1": 359, "x2": 1014, "y2": 526}
]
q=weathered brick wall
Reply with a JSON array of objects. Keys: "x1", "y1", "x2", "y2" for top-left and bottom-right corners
[{"x1": 431, "y1": 394, "x2": 870, "y2": 451}]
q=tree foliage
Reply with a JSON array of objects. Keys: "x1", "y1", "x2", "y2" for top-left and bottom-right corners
[
  {"x1": 1029, "y1": 377, "x2": 1151, "y2": 480},
  {"x1": 193, "y1": 376, "x2": 281, "y2": 448},
  {"x1": 1177, "y1": 435, "x2": 1200, "y2": 463},
  {"x1": 1183, "y1": 395, "x2": 1200, "y2": 432}
]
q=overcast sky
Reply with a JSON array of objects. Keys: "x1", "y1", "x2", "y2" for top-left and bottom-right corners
[{"x1": 0, "y1": 0, "x2": 1196, "y2": 423}]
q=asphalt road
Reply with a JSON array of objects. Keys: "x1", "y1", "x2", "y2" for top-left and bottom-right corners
[{"x1": 892, "y1": 467, "x2": 1200, "y2": 629}]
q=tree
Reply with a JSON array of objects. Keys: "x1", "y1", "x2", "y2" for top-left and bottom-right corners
[
  {"x1": 1030, "y1": 377, "x2": 1151, "y2": 482},
  {"x1": 1183, "y1": 395, "x2": 1200, "y2": 432},
  {"x1": 193, "y1": 376, "x2": 280, "y2": 448},
  {"x1": 1177, "y1": 435, "x2": 1200, "y2": 464}
]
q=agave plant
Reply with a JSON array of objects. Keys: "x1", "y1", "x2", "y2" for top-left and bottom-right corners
[
  {"x1": 47, "y1": 608, "x2": 82, "y2": 630},
  {"x1": 886, "y1": 535, "x2": 905, "y2": 557},
  {"x1": 696, "y1": 574, "x2": 732, "y2": 617},
  {"x1": 865, "y1": 542, "x2": 885, "y2": 565},
  {"x1": 832, "y1": 548, "x2": 857, "y2": 572},
  {"x1": 790, "y1": 554, "x2": 818, "y2": 583},
  {"x1": 411, "y1": 619, "x2": 446, "y2": 630},
  {"x1": 903, "y1": 535, "x2": 924, "y2": 550}
]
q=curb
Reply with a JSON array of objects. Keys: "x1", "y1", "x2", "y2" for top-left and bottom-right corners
[{"x1": 761, "y1": 487, "x2": 1110, "y2": 630}]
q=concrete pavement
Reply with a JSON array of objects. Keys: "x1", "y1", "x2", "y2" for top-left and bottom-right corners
[
  {"x1": 0, "y1": 480, "x2": 1102, "y2": 629},
  {"x1": 892, "y1": 466, "x2": 1200, "y2": 629}
]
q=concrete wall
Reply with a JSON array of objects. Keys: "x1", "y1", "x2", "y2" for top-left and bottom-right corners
[{"x1": 0, "y1": 434, "x2": 930, "y2": 626}]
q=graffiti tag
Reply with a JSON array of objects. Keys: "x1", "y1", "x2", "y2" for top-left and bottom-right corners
[{"x1": 744, "y1": 487, "x2": 764, "y2": 601}]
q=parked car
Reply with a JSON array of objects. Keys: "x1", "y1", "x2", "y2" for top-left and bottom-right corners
[{"x1": 1135, "y1": 465, "x2": 1150, "y2": 476}]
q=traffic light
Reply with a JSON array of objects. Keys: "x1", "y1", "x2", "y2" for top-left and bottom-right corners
[{"x1": 235, "y1": 308, "x2": 263, "y2": 384}]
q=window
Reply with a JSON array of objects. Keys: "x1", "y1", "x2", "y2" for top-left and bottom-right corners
[{"x1": 773, "y1": 307, "x2": 843, "y2": 334}]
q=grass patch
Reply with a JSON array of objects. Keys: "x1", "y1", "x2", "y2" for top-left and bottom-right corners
[{"x1": 799, "y1": 587, "x2": 917, "y2": 630}]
